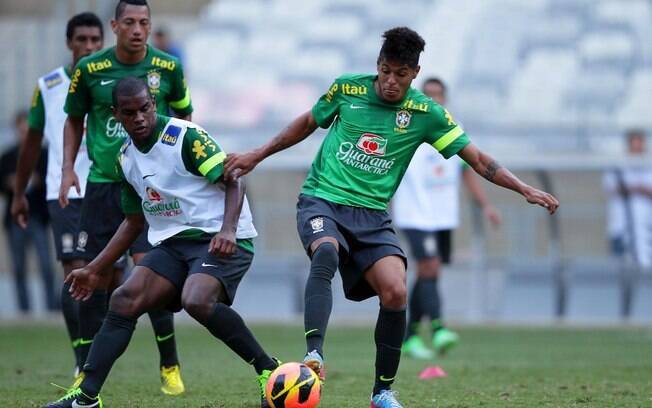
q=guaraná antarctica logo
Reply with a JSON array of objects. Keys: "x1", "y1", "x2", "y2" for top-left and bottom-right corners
[
  {"x1": 143, "y1": 187, "x2": 182, "y2": 217},
  {"x1": 336, "y1": 133, "x2": 395, "y2": 175}
]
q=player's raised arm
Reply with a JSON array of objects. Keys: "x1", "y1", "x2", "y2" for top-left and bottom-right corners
[
  {"x1": 224, "y1": 110, "x2": 319, "y2": 178},
  {"x1": 457, "y1": 143, "x2": 559, "y2": 214}
]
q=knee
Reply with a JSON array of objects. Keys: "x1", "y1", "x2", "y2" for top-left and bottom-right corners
[
  {"x1": 311, "y1": 242, "x2": 339, "y2": 278},
  {"x1": 379, "y1": 283, "x2": 407, "y2": 309},
  {"x1": 416, "y1": 259, "x2": 441, "y2": 279},
  {"x1": 109, "y1": 286, "x2": 143, "y2": 318},
  {"x1": 182, "y1": 297, "x2": 214, "y2": 323}
]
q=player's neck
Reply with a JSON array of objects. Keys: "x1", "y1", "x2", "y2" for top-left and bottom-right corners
[{"x1": 115, "y1": 45, "x2": 148, "y2": 65}]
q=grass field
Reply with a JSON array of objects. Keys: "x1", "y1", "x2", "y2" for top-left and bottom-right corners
[{"x1": 2, "y1": 322, "x2": 652, "y2": 407}]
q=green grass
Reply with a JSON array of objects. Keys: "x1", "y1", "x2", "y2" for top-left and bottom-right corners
[{"x1": 1, "y1": 322, "x2": 652, "y2": 407}]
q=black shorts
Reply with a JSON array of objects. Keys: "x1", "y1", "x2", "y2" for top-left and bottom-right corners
[
  {"x1": 401, "y1": 229, "x2": 453, "y2": 264},
  {"x1": 138, "y1": 237, "x2": 253, "y2": 311},
  {"x1": 76, "y1": 181, "x2": 151, "y2": 261},
  {"x1": 296, "y1": 194, "x2": 406, "y2": 302},
  {"x1": 48, "y1": 199, "x2": 82, "y2": 261}
]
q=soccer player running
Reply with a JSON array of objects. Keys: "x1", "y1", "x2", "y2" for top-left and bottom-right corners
[
  {"x1": 393, "y1": 77, "x2": 502, "y2": 360},
  {"x1": 43, "y1": 77, "x2": 279, "y2": 408},
  {"x1": 11, "y1": 12, "x2": 102, "y2": 383},
  {"x1": 59, "y1": 0, "x2": 192, "y2": 395},
  {"x1": 225, "y1": 27, "x2": 559, "y2": 408}
]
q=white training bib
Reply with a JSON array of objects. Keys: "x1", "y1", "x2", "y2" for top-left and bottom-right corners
[
  {"x1": 393, "y1": 144, "x2": 463, "y2": 231},
  {"x1": 38, "y1": 66, "x2": 91, "y2": 200},
  {"x1": 119, "y1": 117, "x2": 257, "y2": 245}
]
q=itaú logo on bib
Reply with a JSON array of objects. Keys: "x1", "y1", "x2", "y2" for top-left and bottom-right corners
[{"x1": 356, "y1": 133, "x2": 387, "y2": 156}]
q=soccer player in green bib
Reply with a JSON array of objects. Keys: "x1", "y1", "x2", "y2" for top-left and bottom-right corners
[
  {"x1": 226, "y1": 27, "x2": 559, "y2": 408},
  {"x1": 59, "y1": 0, "x2": 192, "y2": 396},
  {"x1": 43, "y1": 77, "x2": 279, "y2": 408}
]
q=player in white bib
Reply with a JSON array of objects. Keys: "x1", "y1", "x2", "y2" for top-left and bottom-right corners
[
  {"x1": 603, "y1": 129, "x2": 652, "y2": 268},
  {"x1": 393, "y1": 78, "x2": 501, "y2": 359},
  {"x1": 12, "y1": 12, "x2": 101, "y2": 379},
  {"x1": 43, "y1": 77, "x2": 279, "y2": 408}
]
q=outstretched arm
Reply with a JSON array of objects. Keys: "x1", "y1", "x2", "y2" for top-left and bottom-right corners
[
  {"x1": 66, "y1": 214, "x2": 145, "y2": 300},
  {"x1": 59, "y1": 115, "x2": 84, "y2": 208},
  {"x1": 11, "y1": 128, "x2": 44, "y2": 228},
  {"x1": 458, "y1": 143, "x2": 559, "y2": 214},
  {"x1": 224, "y1": 110, "x2": 318, "y2": 178}
]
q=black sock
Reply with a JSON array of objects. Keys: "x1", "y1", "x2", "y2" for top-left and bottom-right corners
[
  {"x1": 405, "y1": 280, "x2": 422, "y2": 340},
  {"x1": 417, "y1": 278, "x2": 443, "y2": 331},
  {"x1": 80, "y1": 311, "x2": 136, "y2": 397},
  {"x1": 304, "y1": 243, "x2": 338, "y2": 356},
  {"x1": 61, "y1": 282, "x2": 82, "y2": 368},
  {"x1": 373, "y1": 306, "x2": 406, "y2": 396},
  {"x1": 77, "y1": 290, "x2": 108, "y2": 366},
  {"x1": 203, "y1": 303, "x2": 275, "y2": 374},
  {"x1": 148, "y1": 309, "x2": 179, "y2": 367}
]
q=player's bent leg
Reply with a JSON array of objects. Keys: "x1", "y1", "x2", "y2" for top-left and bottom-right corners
[
  {"x1": 182, "y1": 273, "x2": 278, "y2": 407},
  {"x1": 303, "y1": 237, "x2": 339, "y2": 380},
  {"x1": 42, "y1": 266, "x2": 177, "y2": 408},
  {"x1": 365, "y1": 256, "x2": 407, "y2": 407},
  {"x1": 60, "y1": 259, "x2": 83, "y2": 375},
  {"x1": 403, "y1": 257, "x2": 440, "y2": 360}
]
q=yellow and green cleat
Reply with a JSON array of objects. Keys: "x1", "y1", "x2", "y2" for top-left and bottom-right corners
[{"x1": 160, "y1": 364, "x2": 185, "y2": 396}]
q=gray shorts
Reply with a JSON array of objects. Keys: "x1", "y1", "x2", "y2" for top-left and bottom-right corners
[
  {"x1": 138, "y1": 237, "x2": 253, "y2": 311},
  {"x1": 296, "y1": 194, "x2": 406, "y2": 301}
]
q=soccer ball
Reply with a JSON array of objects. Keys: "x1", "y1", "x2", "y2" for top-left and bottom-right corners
[{"x1": 265, "y1": 362, "x2": 321, "y2": 408}]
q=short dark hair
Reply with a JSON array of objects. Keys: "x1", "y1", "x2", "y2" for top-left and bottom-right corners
[
  {"x1": 377, "y1": 27, "x2": 425, "y2": 68},
  {"x1": 66, "y1": 12, "x2": 103, "y2": 41},
  {"x1": 112, "y1": 76, "x2": 150, "y2": 107},
  {"x1": 422, "y1": 77, "x2": 447, "y2": 93},
  {"x1": 626, "y1": 128, "x2": 646, "y2": 141},
  {"x1": 115, "y1": 0, "x2": 150, "y2": 20}
]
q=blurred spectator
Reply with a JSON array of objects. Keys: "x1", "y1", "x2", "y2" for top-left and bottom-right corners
[
  {"x1": 0, "y1": 110, "x2": 55, "y2": 313},
  {"x1": 153, "y1": 27, "x2": 183, "y2": 63},
  {"x1": 603, "y1": 129, "x2": 652, "y2": 268}
]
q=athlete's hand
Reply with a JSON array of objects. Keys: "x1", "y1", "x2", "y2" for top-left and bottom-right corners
[
  {"x1": 523, "y1": 186, "x2": 559, "y2": 214},
  {"x1": 224, "y1": 151, "x2": 261, "y2": 180},
  {"x1": 10, "y1": 194, "x2": 30, "y2": 229},
  {"x1": 59, "y1": 167, "x2": 80, "y2": 208},
  {"x1": 210, "y1": 230, "x2": 237, "y2": 257},
  {"x1": 65, "y1": 266, "x2": 100, "y2": 301},
  {"x1": 483, "y1": 205, "x2": 502, "y2": 227}
]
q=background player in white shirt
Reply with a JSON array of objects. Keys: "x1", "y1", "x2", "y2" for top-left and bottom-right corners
[
  {"x1": 393, "y1": 77, "x2": 502, "y2": 359},
  {"x1": 11, "y1": 12, "x2": 102, "y2": 379},
  {"x1": 603, "y1": 129, "x2": 652, "y2": 268}
]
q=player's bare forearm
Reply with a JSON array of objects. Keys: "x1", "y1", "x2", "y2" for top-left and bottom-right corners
[
  {"x1": 13, "y1": 128, "x2": 44, "y2": 196},
  {"x1": 256, "y1": 110, "x2": 318, "y2": 160},
  {"x1": 458, "y1": 143, "x2": 559, "y2": 213},
  {"x1": 87, "y1": 214, "x2": 145, "y2": 275},
  {"x1": 224, "y1": 111, "x2": 318, "y2": 178},
  {"x1": 221, "y1": 177, "x2": 245, "y2": 234}
]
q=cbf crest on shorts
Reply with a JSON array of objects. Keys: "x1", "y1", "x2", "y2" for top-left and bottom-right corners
[{"x1": 310, "y1": 217, "x2": 324, "y2": 234}]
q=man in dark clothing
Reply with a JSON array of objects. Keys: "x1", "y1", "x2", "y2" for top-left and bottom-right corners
[{"x1": 0, "y1": 110, "x2": 54, "y2": 312}]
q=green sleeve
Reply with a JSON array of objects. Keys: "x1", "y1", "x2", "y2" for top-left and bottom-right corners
[
  {"x1": 28, "y1": 85, "x2": 45, "y2": 131},
  {"x1": 167, "y1": 60, "x2": 193, "y2": 116},
  {"x1": 182, "y1": 127, "x2": 225, "y2": 183},
  {"x1": 425, "y1": 105, "x2": 470, "y2": 159},
  {"x1": 64, "y1": 64, "x2": 90, "y2": 118},
  {"x1": 121, "y1": 181, "x2": 143, "y2": 215},
  {"x1": 311, "y1": 80, "x2": 342, "y2": 128}
]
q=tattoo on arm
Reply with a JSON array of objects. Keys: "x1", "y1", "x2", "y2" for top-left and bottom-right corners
[{"x1": 482, "y1": 160, "x2": 501, "y2": 181}]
